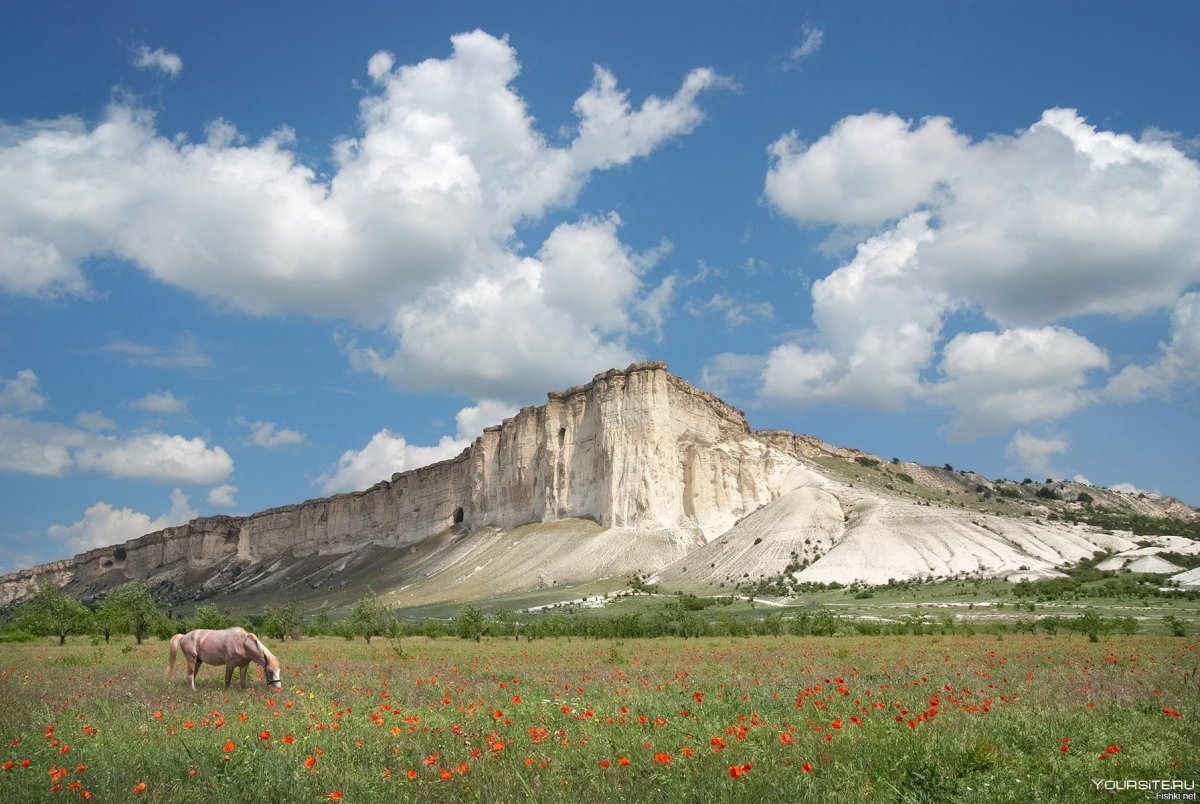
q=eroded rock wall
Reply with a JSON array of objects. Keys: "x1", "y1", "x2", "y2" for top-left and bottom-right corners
[{"x1": 2, "y1": 362, "x2": 798, "y2": 606}]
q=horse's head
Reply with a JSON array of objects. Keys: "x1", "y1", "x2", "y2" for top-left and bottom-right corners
[
  {"x1": 245, "y1": 633, "x2": 283, "y2": 690},
  {"x1": 264, "y1": 652, "x2": 282, "y2": 690}
]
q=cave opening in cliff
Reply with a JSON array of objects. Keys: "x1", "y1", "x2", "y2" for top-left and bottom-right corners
[
  {"x1": 453, "y1": 507, "x2": 464, "y2": 525},
  {"x1": 113, "y1": 547, "x2": 127, "y2": 561},
  {"x1": 558, "y1": 427, "x2": 566, "y2": 448}
]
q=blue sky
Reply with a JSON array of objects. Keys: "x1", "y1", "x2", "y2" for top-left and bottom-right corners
[{"x1": 2, "y1": 1, "x2": 1199, "y2": 574}]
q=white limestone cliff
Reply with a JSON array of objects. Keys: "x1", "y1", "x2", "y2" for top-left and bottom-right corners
[{"x1": 1, "y1": 361, "x2": 1197, "y2": 607}]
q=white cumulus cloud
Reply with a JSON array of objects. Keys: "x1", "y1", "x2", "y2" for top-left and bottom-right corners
[
  {"x1": 759, "y1": 214, "x2": 943, "y2": 410},
  {"x1": 934, "y1": 327, "x2": 1109, "y2": 439},
  {"x1": 348, "y1": 215, "x2": 667, "y2": 399},
  {"x1": 1006, "y1": 431, "x2": 1070, "y2": 478},
  {"x1": 0, "y1": 369, "x2": 46, "y2": 413},
  {"x1": 741, "y1": 107, "x2": 1200, "y2": 437},
  {"x1": 237, "y1": 417, "x2": 307, "y2": 448},
  {"x1": 132, "y1": 46, "x2": 183, "y2": 78},
  {"x1": 784, "y1": 25, "x2": 824, "y2": 68},
  {"x1": 316, "y1": 398, "x2": 516, "y2": 495},
  {"x1": 0, "y1": 30, "x2": 722, "y2": 398},
  {"x1": 75, "y1": 411, "x2": 116, "y2": 431},
  {"x1": 207, "y1": 483, "x2": 238, "y2": 508},
  {"x1": 316, "y1": 430, "x2": 466, "y2": 494},
  {"x1": 48, "y1": 488, "x2": 196, "y2": 555},
  {"x1": 0, "y1": 416, "x2": 233, "y2": 484},
  {"x1": 1106, "y1": 292, "x2": 1200, "y2": 401},
  {"x1": 130, "y1": 390, "x2": 187, "y2": 414}
]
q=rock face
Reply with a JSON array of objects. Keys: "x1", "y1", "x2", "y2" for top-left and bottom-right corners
[
  {"x1": 2, "y1": 361, "x2": 1198, "y2": 608},
  {"x1": 0, "y1": 363, "x2": 798, "y2": 606}
]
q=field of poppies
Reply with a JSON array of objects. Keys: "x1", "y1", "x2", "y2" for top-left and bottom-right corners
[{"x1": 1, "y1": 634, "x2": 1196, "y2": 802}]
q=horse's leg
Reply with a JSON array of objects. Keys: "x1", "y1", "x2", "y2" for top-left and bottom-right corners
[
  {"x1": 188, "y1": 657, "x2": 201, "y2": 691},
  {"x1": 225, "y1": 664, "x2": 235, "y2": 688},
  {"x1": 239, "y1": 664, "x2": 248, "y2": 688}
]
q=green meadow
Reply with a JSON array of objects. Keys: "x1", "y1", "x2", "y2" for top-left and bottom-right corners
[{"x1": 1, "y1": 634, "x2": 1196, "y2": 802}]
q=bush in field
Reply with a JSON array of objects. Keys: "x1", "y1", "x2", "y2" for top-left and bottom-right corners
[
  {"x1": 352, "y1": 590, "x2": 396, "y2": 643},
  {"x1": 455, "y1": 604, "x2": 485, "y2": 642},
  {"x1": 15, "y1": 582, "x2": 91, "y2": 645},
  {"x1": 101, "y1": 581, "x2": 164, "y2": 644},
  {"x1": 91, "y1": 592, "x2": 126, "y2": 644},
  {"x1": 187, "y1": 602, "x2": 247, "y2": 632},
  {"x1": 262, "y1": 601, "x2": 302, "y2": 641}
]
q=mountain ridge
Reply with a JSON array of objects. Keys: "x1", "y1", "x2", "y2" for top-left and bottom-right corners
[{"x1": 2, "y1": 361, "x2": 1197, "y2": 610}]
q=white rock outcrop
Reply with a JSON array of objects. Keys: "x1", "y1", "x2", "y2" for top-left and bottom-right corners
[{"x1": 1, "y1": 361, "x2": 1197, "y2": 607}]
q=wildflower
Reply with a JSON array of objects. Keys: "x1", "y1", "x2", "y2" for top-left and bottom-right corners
[
  {"x1": 327, "y1": 791, "x2": 344, "y2": 800},
  {"x1": 282, "y1": 734, "x2": 294, "y2": 744},
  {"x1": 619, "y1": 756, "x2": 630, "y2": 766},
  {"x1": 802, "y1": 762, "x2": 814, "y2": 773},
  {"x1": 132, "y1": 782, "x2": 147, "y2": 794},
  {"x1": 259, "y1": 730, "x2": 271, "y2": 741},
  {"x1": 654, "y1": 752, "x2": 671, "y2": 765},
  {"x1": 729, "y1": 765, "x2": 744, "y2": 779},
  {"x1": 223, "y1": 740, "x2": 236, "y2": 753},
  {"x1": 440, "y1": 768, "x2": 453, "y2": 780},
  {"x1": 600, "y1": 760, "x2": 610, "y2": 769},
  {"x1": 183, "y1": 720, "x2": 194, "y2": 729},
  {"x1": 1162, "y1": 708, "x2": 1182, "y2": 718},
  {"x1": 407, "y1": 769, "x2": 417, "y2": 780},
  {"x1": 457, "y1": 763, "x2": 469, "y2": 775},
  {"x1": 305, "y1": 757, "x2": 317, "y2": 769}
]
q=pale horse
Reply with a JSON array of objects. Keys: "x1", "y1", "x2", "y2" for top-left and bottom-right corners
[{"x1": 168, "y1": 627, "x2": 282, "y2": 691}]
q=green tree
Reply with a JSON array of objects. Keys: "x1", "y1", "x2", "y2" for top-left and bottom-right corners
[
  {"x1": 262, "y1": 602, "x2": 302, "y2": 641},
  {"x1": 19, "y1": 582, "x2": 91, "y2": 645},
  {"x1": 352, "y1": 590, "x2": 394, "y2": 643},
  {"x1": 492, "y1": 608, "x2": 520, "y2": 641},
  {"x1": 454, "y1": 604, "x2": 485, "y2": 642},
  {"x1": 189, "y1": 603, "x2": 232, "y2": 631},
  {"x1": 92, "y1": 593, "x2": 128, "y2": 643},
  {"x1": 105, "y1": 581, "x2": 163, "y2": 644}
]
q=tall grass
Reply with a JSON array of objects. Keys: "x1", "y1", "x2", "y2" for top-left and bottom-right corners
[{"x1": 1, "y1": 635, "x2": 1196, "y2": 802}]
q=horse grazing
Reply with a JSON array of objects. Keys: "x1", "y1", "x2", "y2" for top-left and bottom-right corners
[{"x1": 169, "y1": 627, "x2": 282, "y2": 691}]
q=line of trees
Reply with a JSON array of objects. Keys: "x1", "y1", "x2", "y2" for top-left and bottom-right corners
[
  {"x1": 0, "y1": 581, "x2": 304, "y2": 645},
  {"x1": 2, "y1": 582, "x2": 1188, "y2": 646}
]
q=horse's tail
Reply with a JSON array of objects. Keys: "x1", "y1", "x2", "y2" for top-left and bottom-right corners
[{"x1": 168, "y1": 633, "x2": 184, "y2": 677}]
